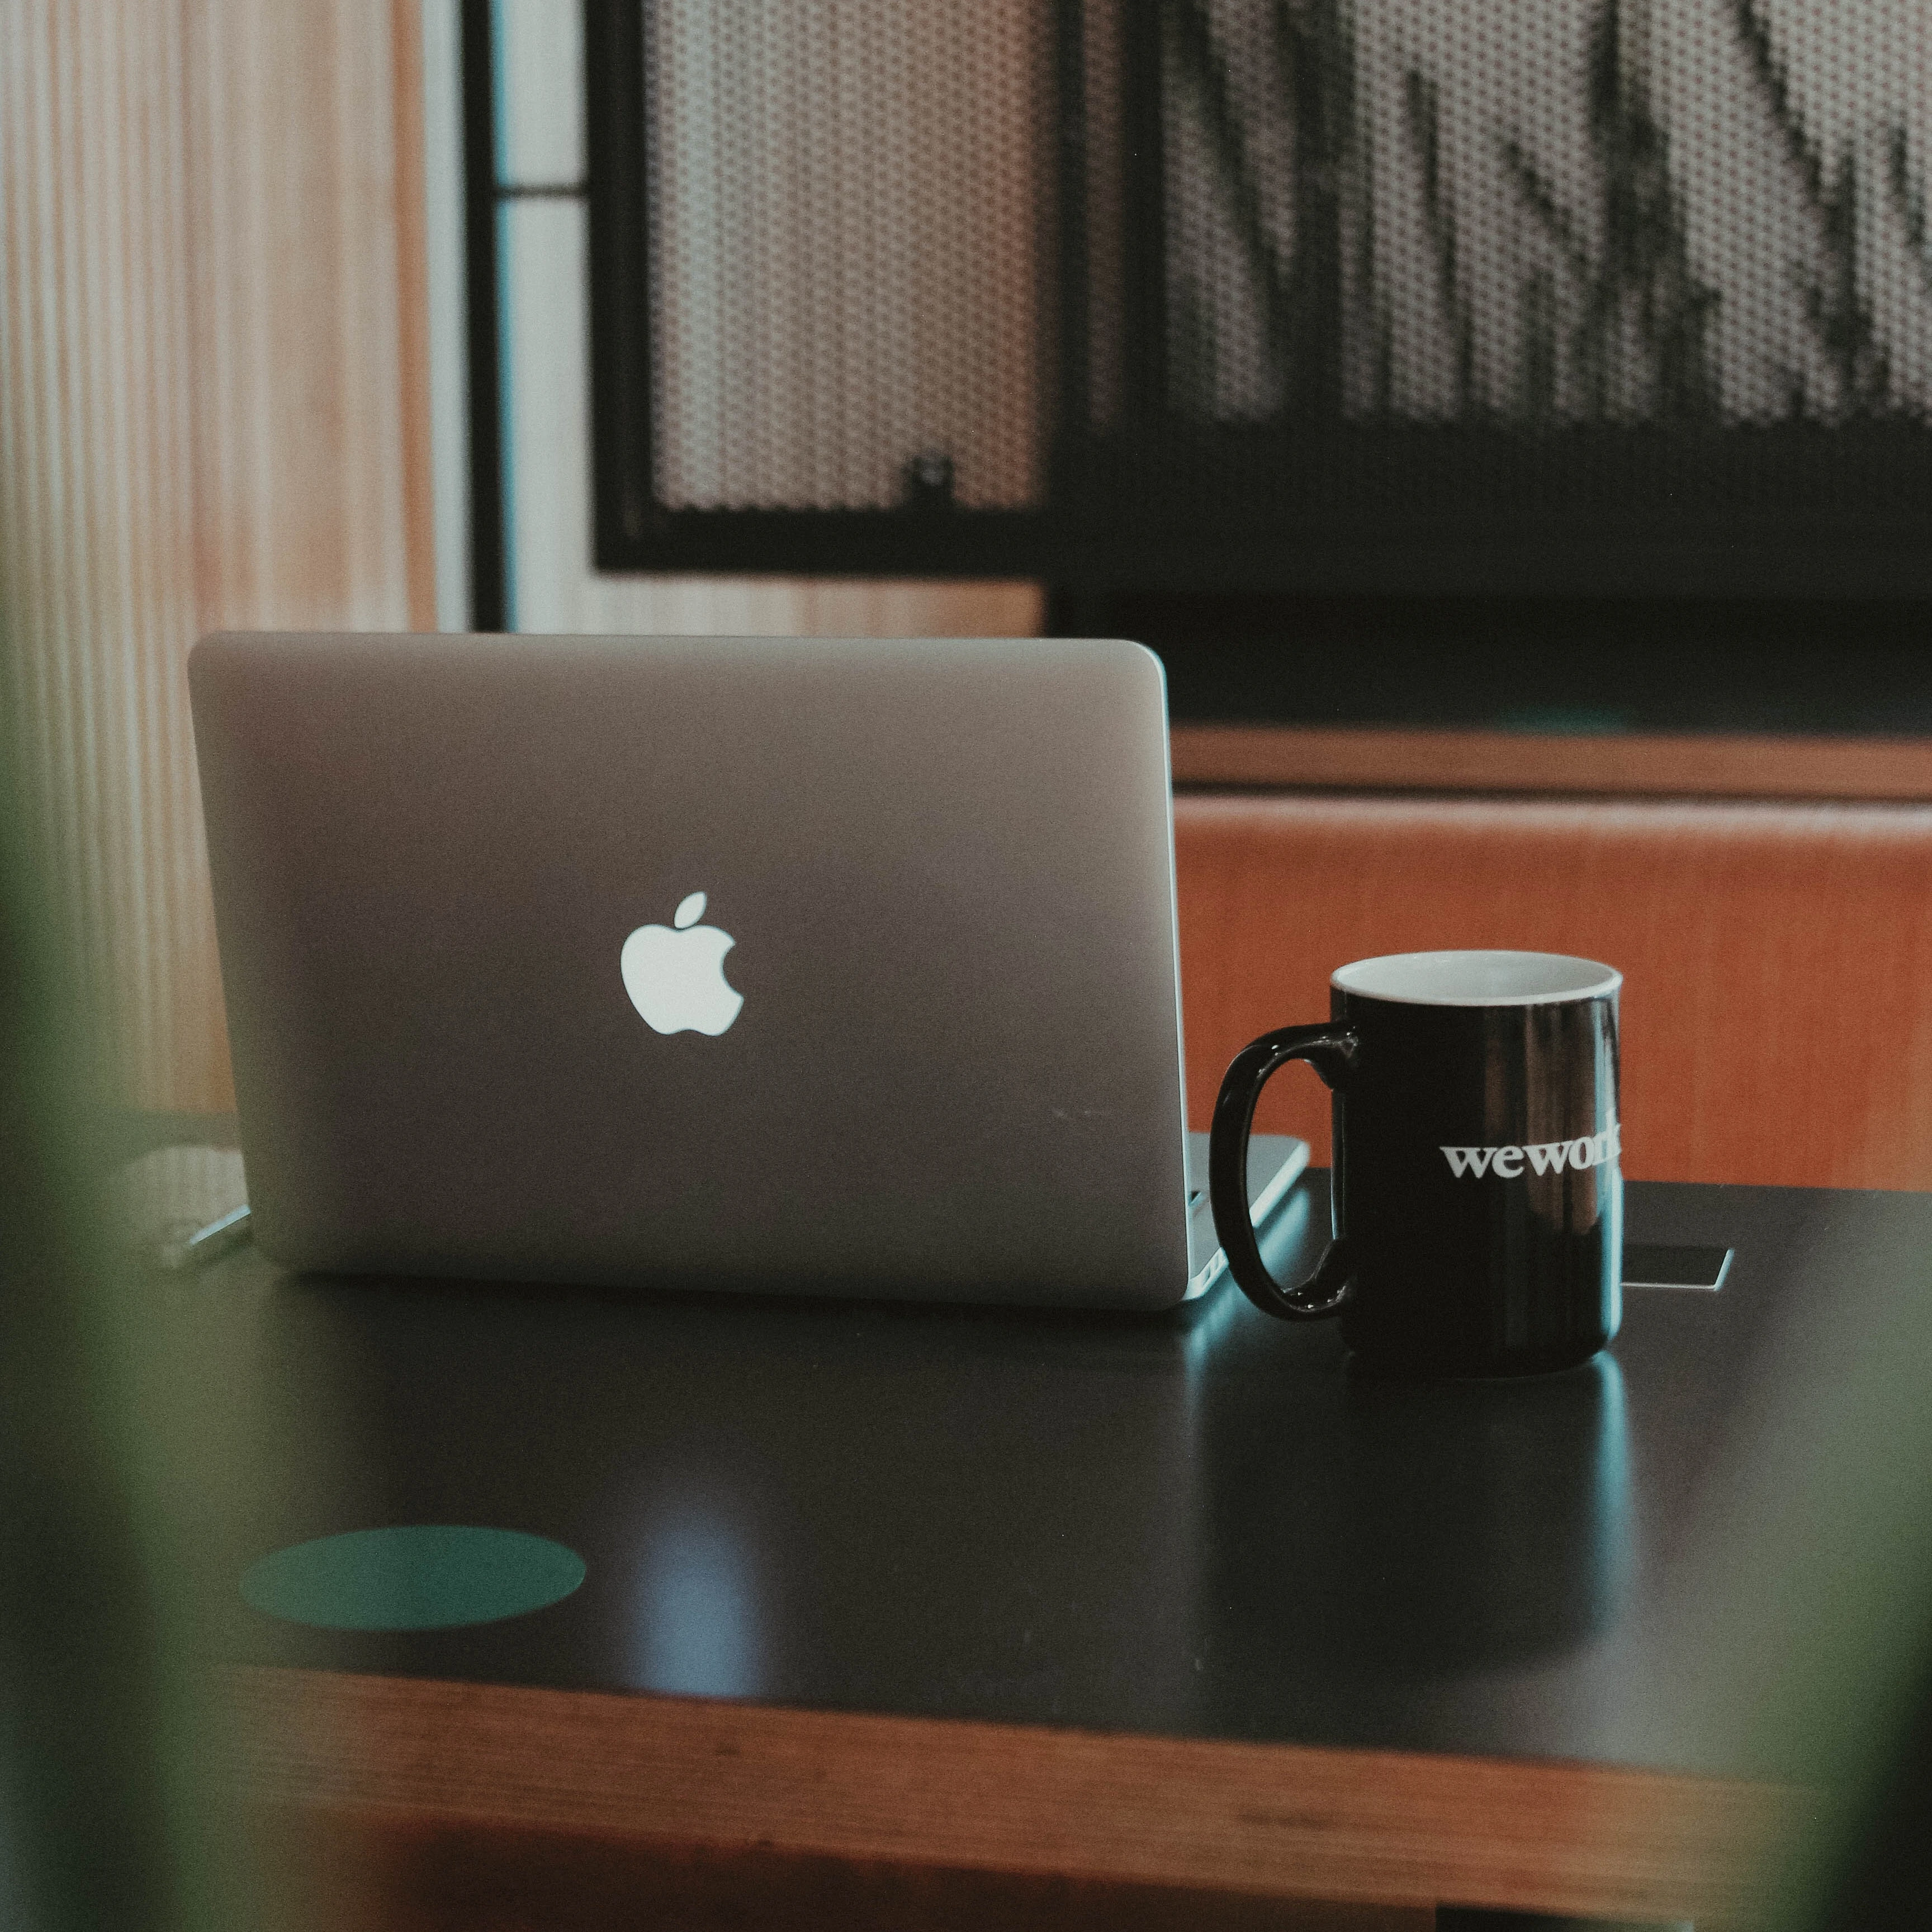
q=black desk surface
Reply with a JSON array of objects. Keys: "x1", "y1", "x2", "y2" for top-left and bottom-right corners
[{"x1": 149, "y1": 1148, "x2": 1932, "y2": 1790}]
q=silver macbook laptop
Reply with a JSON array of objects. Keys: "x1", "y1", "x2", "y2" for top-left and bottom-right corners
[{"x1": 190, "y1": 633, "x2": 1305, "y2": 1309}]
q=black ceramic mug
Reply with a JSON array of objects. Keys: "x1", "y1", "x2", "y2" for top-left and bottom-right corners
[{"x1": 1208, "y1": 950, "x2": 1622, "y2": 1376}]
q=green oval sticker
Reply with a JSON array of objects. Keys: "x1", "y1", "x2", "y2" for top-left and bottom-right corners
[{"x1": 241, "y1": 1526, "x2": 585, "y2": 1631}]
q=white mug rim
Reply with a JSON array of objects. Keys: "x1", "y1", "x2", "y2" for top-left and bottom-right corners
[{"x1": 1332, "y1": 949, "x2": 1621, "y2": 1008}]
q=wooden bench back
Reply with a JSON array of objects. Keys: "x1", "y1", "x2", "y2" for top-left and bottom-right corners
[{"x1": 1175, "y1": 793, "x2": 1932, "y2": 1189}]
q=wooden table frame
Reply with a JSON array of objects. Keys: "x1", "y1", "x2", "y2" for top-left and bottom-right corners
[
  {"x1": 233, "y1": 1667, "x2": 1822, "y2": 1930},
  {"x1": 1169, "y1": 724, "x2": 1932, "y2": 802}
]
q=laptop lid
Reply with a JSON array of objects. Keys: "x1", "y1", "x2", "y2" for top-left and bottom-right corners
[{"x1": 191, "y1": 633, "x2": 1200, "y2": 1308}]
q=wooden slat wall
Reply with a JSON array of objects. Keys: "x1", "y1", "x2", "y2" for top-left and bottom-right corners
[
  {"x1": 4, "y1": 0, "x2": 208, "y2": 1107},
  {"x1": 1, "y1": 0, "x2": 431, "y2": 1110},
  {"x1": 182, "y1": 2, "x2": 428, "y2": 638}
]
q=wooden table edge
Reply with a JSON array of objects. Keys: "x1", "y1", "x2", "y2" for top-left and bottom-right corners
[
  {"x1": 227, "y1": 1664, "x2": 1825, "y2": 1926},
  {"x1": 1169, "y1": 722, "x2": 1932, "y2": 802}
]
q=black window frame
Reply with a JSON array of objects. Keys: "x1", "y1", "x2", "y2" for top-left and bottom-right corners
[
  {"x1": 581, "y1": 0, "x2": 1062, "y2": 580},
  {"x1": 539, "y1": 1, "x2": 1932, "y2": 614}
]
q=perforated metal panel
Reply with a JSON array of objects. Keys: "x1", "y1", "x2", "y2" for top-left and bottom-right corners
[
  {"x1": 646, "y1": 0, "x2": 1050, "y2": 513},
  {"x1": 584, "y1": 0, "x2": 1932, "y2": 593},
  {"x1": 1163, "y1": 1, "x2": 1932, "y2": 428}
]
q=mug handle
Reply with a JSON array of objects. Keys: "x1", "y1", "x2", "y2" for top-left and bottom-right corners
[{"x1": 1209, "y1": 1023, "x2": 1360, "y2": 1321}]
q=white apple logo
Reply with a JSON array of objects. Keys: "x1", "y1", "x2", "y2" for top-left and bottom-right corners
[{"x1": 621, "y1": 891, "x2": 745, "y2": 1036}]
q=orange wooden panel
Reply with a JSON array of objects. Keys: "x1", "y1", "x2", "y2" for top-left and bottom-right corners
[{"x1": 1176, "y1": 793, "x2": 1932, "y2": 1188}]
